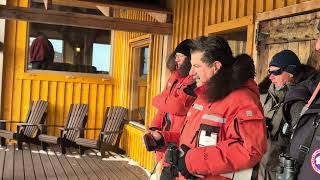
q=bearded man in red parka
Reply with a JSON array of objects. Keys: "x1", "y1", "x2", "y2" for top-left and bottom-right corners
[{"x1": 148, "y1": 36, "x2": 267, "y2": 180}]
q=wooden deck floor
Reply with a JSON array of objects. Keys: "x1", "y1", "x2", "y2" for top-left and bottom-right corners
[{"x1": 0, "y1": 144, "x2": 149, "y2": 180}]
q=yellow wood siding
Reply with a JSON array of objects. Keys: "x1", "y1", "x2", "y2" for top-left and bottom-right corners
[
  {"x1": 113, "y1": 9, "x2": 164, "y2": 171},
  {"x1": 121, "y1": 125, "x2": 155, "y2": 170},
  {"x1": 2, "y1": 0, "x2": 115, "y2": 139},
  {"x1": 172, "y1": 0, "x2": 313, "y2": 48}
]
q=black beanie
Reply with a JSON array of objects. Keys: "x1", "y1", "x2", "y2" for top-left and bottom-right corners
[
  {"x1": 269, "y1": 50, "x2": 301, "y2": 76},
  {"x1": 174, "y1": 39, "x2": 192, "y2": 58}
]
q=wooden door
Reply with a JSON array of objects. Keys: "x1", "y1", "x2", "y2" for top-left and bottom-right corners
[
  {"x1": 255, "y1": 11, "x2": 320, "y2": 83},
  {"x1": 128, "y1": 35, "x2": 151, "y2": 125}
]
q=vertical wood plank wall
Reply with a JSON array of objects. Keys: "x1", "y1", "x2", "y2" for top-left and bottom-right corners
[
  {"x1": 2, "y1": 0, "x2": 114, "y2": 141},
  {"x1": 106, "y1": 9, "x2": 163, "y2": 171},
  {"x1": 2, "y1": 2, "x2": 161, "y2": 171},
  {"x1": 172, "y1": 0, "x2": 311, "y2": 48}
]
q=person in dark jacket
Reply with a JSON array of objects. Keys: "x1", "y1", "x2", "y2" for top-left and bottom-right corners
[
  {"x1": 258, "y1": 49, "x2": 318, "y2": 180},
  {"x1": 280, "y1": 25, "x2": 320, "y2": 180},
  {"x1": 283, "y1": 25, "x2": 320, "y2": 129},
  {"x1": 29, "y1": 33, "x2": 54, "y2": 69}
]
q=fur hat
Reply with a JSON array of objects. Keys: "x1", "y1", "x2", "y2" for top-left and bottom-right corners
[{"x1": 174, "y1": 39, "x2": 192, "y2": 58}]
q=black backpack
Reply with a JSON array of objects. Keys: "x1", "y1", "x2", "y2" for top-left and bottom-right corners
[{"x1": 289, "y1": 102, "x2": 320, "y2": 180}]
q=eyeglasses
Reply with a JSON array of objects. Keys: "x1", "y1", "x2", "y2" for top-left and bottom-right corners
[
  {"x1": 268, "y1": 69, "x2": 283, "y2": 76},
  {"x1": 175, "y1": 53, "x2": 186, "y2": 58}
]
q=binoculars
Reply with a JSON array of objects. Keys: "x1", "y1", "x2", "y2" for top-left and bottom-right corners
[
  {"x1": 165, "y1": 143, "x2": 180, "y2": 177},
  {"x1": 276, "y1": 154, "x2": 297, "y2": 180}
]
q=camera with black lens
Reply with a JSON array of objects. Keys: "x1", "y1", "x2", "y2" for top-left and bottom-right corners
[
  {"x1": 276, "y1": 154, "x2": 297, "y2": 180},
  {"x1": 165, "y1": 143, "x2": 179, "y2": 177}
]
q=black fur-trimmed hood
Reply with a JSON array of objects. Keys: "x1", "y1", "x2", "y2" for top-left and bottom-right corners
[
  {"x1": 293, "y1": 64, "x2": 317, "y2": 84},
  {"x1": 205, "y1": 54, "x2": 256, "y2": 102}
]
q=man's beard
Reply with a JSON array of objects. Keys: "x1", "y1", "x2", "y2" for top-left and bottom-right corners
[{"x1": 178, "y1": 60, "x2": 191, "y2": 77}]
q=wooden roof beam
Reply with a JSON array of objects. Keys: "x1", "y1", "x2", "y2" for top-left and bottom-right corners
[
  {"x1": 32, "y1": 0, "x2": 172, "y2": 15},
  {"x1": 147, "y1": 12, "x2": 167, "y2": 23},
  {"x1": 0, "y1": 5, "x2": 172, "y2": 34},
  {"x1": 96, "y1": 6, "x2": 110, "y2": 17}
]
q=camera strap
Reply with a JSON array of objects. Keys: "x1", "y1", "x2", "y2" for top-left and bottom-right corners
[
  {"x1": 164, "y1": 113, "x2": 172, "y2": 131},
  {"x1": 148, "y1": 161, "x2": 158, "y2": 180},
  {"x1": 296, "y1": 116, "x2": 320, "y2": 168}
]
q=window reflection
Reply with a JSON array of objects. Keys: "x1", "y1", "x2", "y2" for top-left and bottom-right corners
[
  {"x1": 27, "y1": 23, "x2": 112, "y2": 74},
  {"x1": 140, "y1": 47, "x2": 149, "y2": 76}
]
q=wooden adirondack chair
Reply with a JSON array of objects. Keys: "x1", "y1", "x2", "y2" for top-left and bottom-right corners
[
  {"x1": 0, "y1": 100, "x2": 48, "y2": 149},
  {"x1": 39, "y1": 104, "x2": 88, "y2": 154},
  {"x1": 76, "y1": 106, "x2": 128, "y2": 158}
]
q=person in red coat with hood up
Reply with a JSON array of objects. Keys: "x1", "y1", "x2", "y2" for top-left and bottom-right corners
[
  {"x1": 149, "y1": 36, "x2": 267, "y2": 180},
  {"x1": 145, "y1": 39, "x2": 197, "y2": 179}
]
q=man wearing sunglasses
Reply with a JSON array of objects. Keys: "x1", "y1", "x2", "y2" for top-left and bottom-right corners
[
  {"x1": 259, "y1": 49, "x2": 320, "y2": 180},
  {"x1": 279, "y1": 24, "x2": 320, "y2": 180},
  {"x1": 268, "y1": 50, "x2": 302, "y2": 90}
]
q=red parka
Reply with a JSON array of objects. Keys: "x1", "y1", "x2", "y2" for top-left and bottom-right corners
[
  {"x1": 149, "y1": 70, "x2": 196, "y2": 162},
  {"x1": 162, "y1": 79, "x2": 267, "y2": 180}
]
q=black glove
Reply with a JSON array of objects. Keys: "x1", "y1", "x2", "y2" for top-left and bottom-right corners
[
  {"x1": 183, "y1": 82, "x2": 197, "y2": 97},
  {"x1": 178, "y1": 144, "x2": 197, "y2": 179},
  {"x1": 143, "y1": 133, "x2": 164, "y2": 151},
  {"x1": 149, "y1": 127, "x2": 160, "y2": 131}
]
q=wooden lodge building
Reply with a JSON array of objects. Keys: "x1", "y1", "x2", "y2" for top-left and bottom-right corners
[{"x1": 0, "y1": 0, "x2": 319, "y2": 176}]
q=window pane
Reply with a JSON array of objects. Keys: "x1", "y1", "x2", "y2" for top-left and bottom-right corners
[
  {"x1": 30, "y1": 37, "x2": 64, "y2": 63},
  {"x1": 143, "y1": 48, "x2": 149, "y2": 75},
  {"x1": 27, "y1": 1, "x2": 112, "y2": 74},
  {"x1": 27, "y1": 23, "x2": 112, "y2": 74},
  {"x1": 140, "y1": 47, "x2": 149, "y2": 76},
  {"x1": 92, "y1": 43, "x2": 111, "y2": 72},
  {"x1": 49, "y1": 39, "x2": 63, "y2": 63}
]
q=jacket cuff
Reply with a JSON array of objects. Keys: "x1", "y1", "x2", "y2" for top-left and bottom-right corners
[{"x1": 149, "y1": 127, "x2": 160, "y2": 131}]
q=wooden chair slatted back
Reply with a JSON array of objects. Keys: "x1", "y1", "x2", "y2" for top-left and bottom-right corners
[
  {"x1": 64, "y1": 104, "x2": 88, "y2": 141},
  {"x1": 24, "y1": 100, "x2": 48, "y2": 137},
  {"x1": 102, "y1": 106, "x2": 127, "y2": 145}
]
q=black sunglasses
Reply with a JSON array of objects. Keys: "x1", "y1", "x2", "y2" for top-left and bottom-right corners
[{"x1": 268, "y1": 69, "x2": 283, "y2": 75}]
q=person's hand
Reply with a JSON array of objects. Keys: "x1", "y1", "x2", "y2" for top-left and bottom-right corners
[
  {"x1": 143, "y1": 130, "x2": 164, "y2": 151},
  {"x1": 150, "y1": 130, "x2": 162, "y2": 141}
]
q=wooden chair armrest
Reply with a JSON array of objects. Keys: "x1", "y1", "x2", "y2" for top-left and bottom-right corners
[
  {"x1": 41, "y1": 124, "x2": 62, "y2": 127},
  {"x1": 17, "y1": 123, "x2": 39, "y2": 127},
  {"x1": 100, "y1": 130, "x2": 121, "y2": 135},
  {"x1": 58, "y1": 127, "x2": 78, "y2": 131},
  {"x1": 74, "y1": 128, "x2": 101, "y2": 131},
  {"x1": 17, "y1": 123, "x2": 39, "y2": 134}
]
